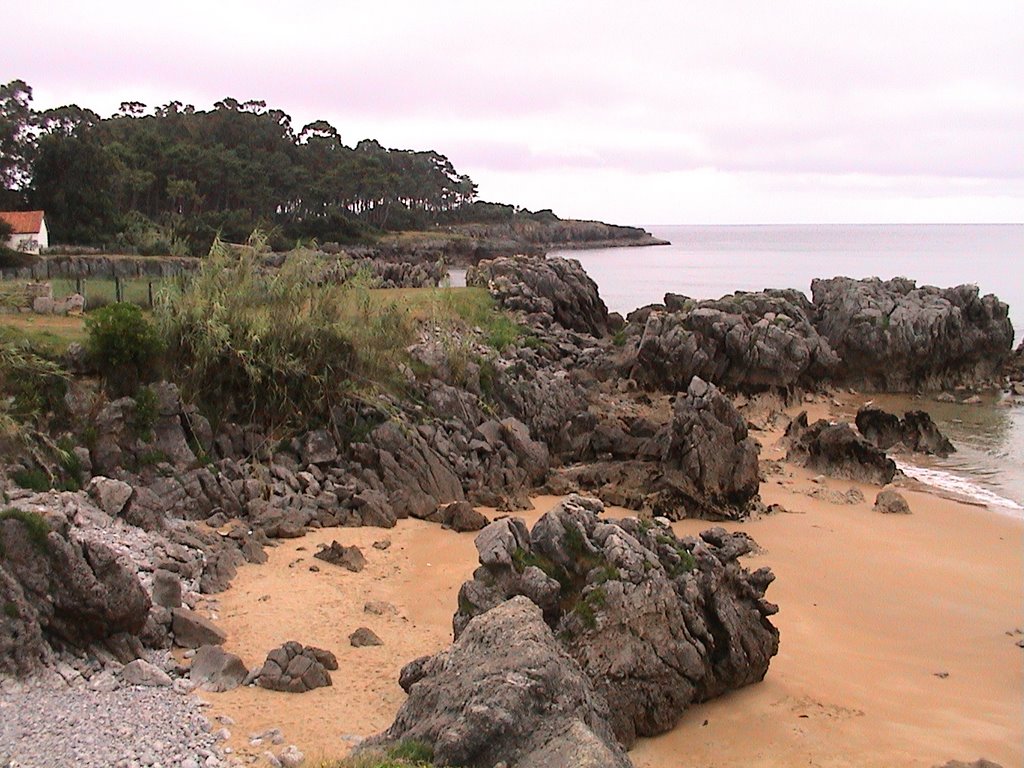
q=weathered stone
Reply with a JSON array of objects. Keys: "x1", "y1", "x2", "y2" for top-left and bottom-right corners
[
  {"x1": 87, "y1": 476, "x2": 134, "y2": 516},
  {"x1": 171, "y1": 607, "x2": 227, "y2": 649},
  {"x1": 367, "y1": 597, "x2": 630, "y2": 768},
  {"x1": 257, "y1": 641, "x2": 333, "y2": 692},
  {"x1": 299, "y1": 429, "x2": 338, "y2": 465},
  {"x1": 874, "y1": 489, "x2": 911, "y2": 514},
  {"x1": 152, "y1": 569, "x2": 183, "y2": 608},
  {"x1": 856, "y1": 406, "x2": 954, "y2": 457},
  {"x1": 349, "y1": 627, "x2": 383, "y2": 647},
  {"x1": 812, "y1": 277, "x2": 1013, "y2": 391},
  {"x1": 190, "y1": 644, "x2": 249, "y2": 692},
  {"x1": 785, "y1": 412, "x2": 896, "y2": 485},
  {"x1": 453, "y1": 496, "x2": 779, "y2": 748},
  {"x1": 122, "y1": 658, "x2": 173, "y2": 687},
  {"x1": 314, "y1": 541, "x2": 366, "y2": 572}
]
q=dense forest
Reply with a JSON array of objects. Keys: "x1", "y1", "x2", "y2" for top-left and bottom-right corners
[{"x1": 0, "y1": 79, "x2": 550, "y2": 254}]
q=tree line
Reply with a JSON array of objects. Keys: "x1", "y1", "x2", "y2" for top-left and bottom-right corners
[{"x1": 0, "y1": 79, "x2": 540, "y2": 255}]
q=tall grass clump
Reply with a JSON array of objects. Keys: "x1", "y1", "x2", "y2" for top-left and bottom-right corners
[{"x1": 156, "y1": 233, "x2": 361, "y2": 429}]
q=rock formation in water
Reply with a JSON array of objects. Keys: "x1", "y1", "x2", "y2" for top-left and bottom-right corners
[
  {"x1": 855, "y1": 406, "x2": 954, "y2": 456},
  {"x1": 810, "y1": 277, "x2": 1013, "y2": 392},
  {"x1": 449, "y1": 495, "x2": 779, "y2": 748},
  {"x1": 785, "y1": 412, "x2": 897, "y2": 485},
  {"x1": 629, "y1": 290, "x2": 840, "y2": 393}
]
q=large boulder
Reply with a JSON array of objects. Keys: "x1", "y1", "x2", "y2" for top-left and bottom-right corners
[
  {"x1": 554, "y1": 378, "x2": 761, "y2": 520},
  {"x1": 785, "y1": 412, "x2": 897, "y2": 485},
  {"x1": 467, "y1": 255, "x2": 609, "y2": 336},
  {"x1": 855, "y1": 406, "x2": 954, "y2": 456},
  {"x1": 811, "y1": 277, "x2": 1013, "y2": 391},
  {"x1": 453, "y1": 496, "x2": 779, "y2": 748},
  {"x1": 0, "y1": 506, "x2": 151, "y2": 676},
  {"x1": 256, "y1": 641, "x2": 337, "y2": 693},
  {"x1": 633, "y1": 290, "x2": 839, "y2": 393},
  {"x1": 368, "y1": 596, "x2": 631, "y2": 768}
]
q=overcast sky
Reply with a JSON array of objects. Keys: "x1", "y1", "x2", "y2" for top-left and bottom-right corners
[{"x1": 5, "y1": 1, "x2": 1022, "y2": 224}]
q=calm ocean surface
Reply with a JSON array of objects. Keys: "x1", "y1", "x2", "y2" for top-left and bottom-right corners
[{"x1": 550, "y1": 224, "x2": 1024, "y2": 512}]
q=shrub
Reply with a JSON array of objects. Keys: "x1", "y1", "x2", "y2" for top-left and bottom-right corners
[
  {"x1": 157, "y1": 234, "x2": 358, "y2": 429},
  {"x1": 0, "y1": 336, "x2": 68, "y2": 425},
  {"x1": 85, "y1": 302, "x2": 164, "y2": 393},
  {"x1": 10, "y1": 468, "x2": 51, "y2": 492}
]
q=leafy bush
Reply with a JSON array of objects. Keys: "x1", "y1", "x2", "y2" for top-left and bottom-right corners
[
  {"x1": 10, "y1": 468, "x2": 51, "y2": 492},
  {"x1": 0, "y1": 336, "x2": 68, "y2": 426},
  {"x1": 85, "y1": 302, "x2": 164, "y2": 393}
]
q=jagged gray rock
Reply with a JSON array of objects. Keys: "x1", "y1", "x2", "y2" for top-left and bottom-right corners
[
  {"x1": 785, "y1": 412, "x2": 897, "y2": 485},
  {"x1": 256, "y1": 641, "x2": 336, "y2": 693},
  {"x1": 811, "y1": 277, "x2": 1013, "y2": 391},
  {"x1": 632, "y1": 290, "x2": 839, "y2": 393},
  {"x1": 452, "y1": 496, "x2": 779, "y2": 748},
  {"x1": 367, "y1": 596, "x2": 631, "y2": 768},
  {"x1": 467, "y1": 255, "x2": 609, "y2": 336},
  {"x1": 122, "y1": 658, "x2": 173, "y2": 687},
  {"x1": 856, "y1": 406, "x2": 954, "y2": 456},
  {"x1": 0, "y1": 505, "x2": 151, "y2": 676},
  {"x1": 171, "y1": 608, "x2": 227, "y2": 649},
  {"x1": 313, "y1": 541, "x2": 367, "y2": 572},
  {"x1": 189, "y1": 644, "x2": 249, "y2": 692}
]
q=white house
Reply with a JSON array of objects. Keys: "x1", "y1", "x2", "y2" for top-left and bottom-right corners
[{"x1": 0, "y1": 210, "x2": 48, "y2": 254}]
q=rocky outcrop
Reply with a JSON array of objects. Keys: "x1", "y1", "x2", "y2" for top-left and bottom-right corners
[
  {"x1": 467, "y1": 256, "x2": 609, "y2": 336},
  {"x1": 785, "y1": 412, "x2": 897, "y2": 485},
  {"x1": 555, "y1": 378, "x2": 761, "y2": 520},
  {"x1": 811, "y1": 277, "x2": 1013, "y2": 391},
  {"x1": 368, "y1": 596, "x2": 631, "y2": 768},
  {"x1": 632, "y1": 290, "x2": 839, "y2": 393},
  {"x1": 0, "y1": 504, "x2": 151, "y2": 677},
  {"x1": 256, "y1": 641, "x2": 337, "y2": 693},
  {"x1": 855, "y1": 406, "x2": 954, "y2": 456},
  {"x1": 314, "y1": 541, "x2": 367, "y2": 572},
  {"x1": 452, "y1": 496, "x2": 779, "y2": 748}
]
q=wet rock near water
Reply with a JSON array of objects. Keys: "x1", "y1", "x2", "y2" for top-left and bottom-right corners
[
  {"x1": 631, "y1": 290, "x2": 839, "y2": 393},
  {"x1": 367, "y1": 596, "x2": 631, "y2": 768},
  {"x1": 785, "y1": 412, "x2": 897, "y2": 485},
  {"x1": 811, "y1": 277, "x2": 1013, "y2": 392},
  {"x1": 855, "y1": 406, "x2": 954, "y2": 456},
  {"x1": 452, "y1": 495, "x2": 779, "y2": 748}
]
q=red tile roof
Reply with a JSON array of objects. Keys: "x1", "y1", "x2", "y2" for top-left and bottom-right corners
[{"x1": 0, "y1": 210, "x2": 44, "y2": 235}]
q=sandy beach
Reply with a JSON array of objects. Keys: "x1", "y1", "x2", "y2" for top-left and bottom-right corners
[{"x1": 200, "y1": 415, "x2": 1023, "y2": 768}]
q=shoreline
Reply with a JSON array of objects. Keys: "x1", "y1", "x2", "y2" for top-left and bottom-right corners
[{"x1": 197, "y1": 401, "x2": 1023, "y2": 768}]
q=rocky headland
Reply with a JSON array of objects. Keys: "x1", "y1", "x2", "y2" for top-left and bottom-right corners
[{"x1": 0, "y1": 251, "x2": 1018, "y2": 768}]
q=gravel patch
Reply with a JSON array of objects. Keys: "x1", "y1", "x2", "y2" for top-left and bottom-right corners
[{"x1": 0, "y1": 685, "x2": 233, "y2": 768}]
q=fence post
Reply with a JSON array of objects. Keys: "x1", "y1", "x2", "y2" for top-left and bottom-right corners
[
  {"x1": 76, "y1": 277, "x2": 82, "y2": 295},
  {"x1": 115, "y1": 276, "x2": 123, "y2": 303},
  {"x1": 148, "y1": 282, "x2": 154, "y2": 308}
]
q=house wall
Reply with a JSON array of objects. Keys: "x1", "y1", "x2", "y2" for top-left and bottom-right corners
[{"x1": 4, "y1": 219, "x2": 47, "y2": 254}]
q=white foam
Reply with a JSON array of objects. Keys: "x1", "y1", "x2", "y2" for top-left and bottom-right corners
[{"x1": 895, "y1": 459, "x2": 1024, "y2": 516}]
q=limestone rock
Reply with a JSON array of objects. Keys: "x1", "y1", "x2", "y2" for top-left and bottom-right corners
[
  {"x1": 467, "y1": 255, "x2": 610, "y2": 336},
  {"x1": 367, "y1": 596, "x2": 630, "y2": 768},
  {"x1": 811, "y1": 277, "x2": 1013, "y2": 391},
  {"x1": 430, "y1": 500, "x2": 489, "y2": 532},
  {"x1": 87, "y1": 476, "x2": 135, "y2": 516},
  {"x1": 632, "y1": 290, "x2": 839, "y2": 393},
  {"x1": 190, "y1": 644, "x2": 249, "y2": 692},
  {"x1": 122, "y1": 658, "x2": 173, "y2": 687},
  {"x1": 856, "y1": 406, "x2": 954, "y2": 456},
  {"x1": 349, "y1": 627, "x2": 383, "y2": 647},
  {"x1": 257, "y1": 641, "x2": 334, "y2": 693},
  {"x1": 171, "y1": 607, "x2": 227, "y2": 648},
  {"x1": 152, "y1": 569, "x2": 183, "y2": 608},
  {"x1": 785, "y1": 412, "x2": 896, "y2": 485},
  {"x1": 314, "y1": 541, "x2": 367, "y2": 572},
  {"x1": 453, "y1": 496, "x2": 779, "y2": 747},
  {"x1": 874, "y1": 489, "x2": 911, "y2": 514}
]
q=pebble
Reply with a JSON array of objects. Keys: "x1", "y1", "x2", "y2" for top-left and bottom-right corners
[{"x1": 0, "y1": 685, "x2": 236, "y2": 768}]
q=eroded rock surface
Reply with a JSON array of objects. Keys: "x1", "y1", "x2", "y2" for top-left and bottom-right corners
[
  {"x1": 452, "y1": 496, "x2": 779, "y2": 747},
  {"x1": 368, "y1": 596, "x2": 631, "y2": 768},
  {"x1": 855, "y1": 406, "x2": 954, "y2": 456},
  {"x1": 811, "y1": 277, "x2": 1013, "y2": 391},
  {"x1": 785, "y1": 412, "x2": 897, "y2": 485},
  {"x1": 632, "y1": 290, "x2": 839, "y2": 393},
  {"x1": 256, "y1": 641, "x2": 337, "y2": 693},
  {"x1": 467, "y1": 255, "x2": 609, "y2": 336}
]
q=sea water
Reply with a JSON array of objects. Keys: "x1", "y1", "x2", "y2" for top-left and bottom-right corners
[{"x1": 551, "y1": 224, "x2": 1024, "y2": 513}]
